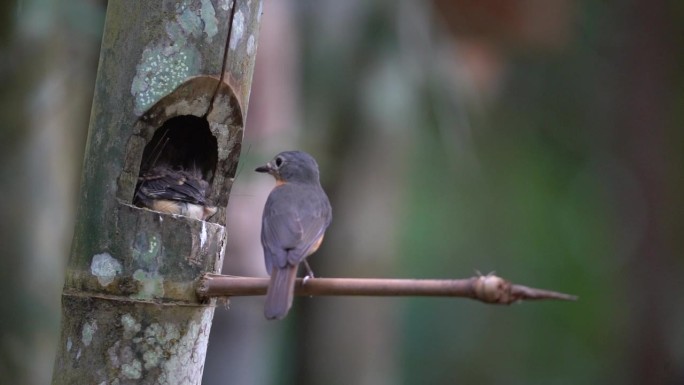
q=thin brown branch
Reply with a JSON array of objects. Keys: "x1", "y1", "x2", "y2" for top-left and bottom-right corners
[{"x1": 197, "y1": 273, "x2": 578, "y2": 305}]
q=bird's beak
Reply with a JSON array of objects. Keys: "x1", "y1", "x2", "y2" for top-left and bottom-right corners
[{"x1": 255, "y1": 162, "x2": 272, "y2": 173}]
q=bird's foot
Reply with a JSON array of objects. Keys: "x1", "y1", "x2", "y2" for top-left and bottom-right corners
[{"x1": 303, "y1": 261, "x2": 315, "y2": 281}]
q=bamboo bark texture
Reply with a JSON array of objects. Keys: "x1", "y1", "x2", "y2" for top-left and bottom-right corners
[{"x1": 52, "y1": 1, "x2": 262, "y2": 383}]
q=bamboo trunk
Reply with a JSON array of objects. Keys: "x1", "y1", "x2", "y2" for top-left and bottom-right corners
[{"x1": 52, "y1": 1, "x2": 262, "y2": 383}]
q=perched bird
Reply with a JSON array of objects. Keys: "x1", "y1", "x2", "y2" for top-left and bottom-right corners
[
  {"x1": 134, "y1": 165, "x2": 217, "y2": 221},
  {"x1": 256, "y1": 151, "x2": 332, "y2": 320}
]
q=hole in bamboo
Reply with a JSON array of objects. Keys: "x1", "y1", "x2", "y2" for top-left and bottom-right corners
[
  {"x1": 117, "y1": 75, "x2": 244, "y2": 227},
  {"x1": 133, "y1": 115, "x2": 219, "y2": 221}
]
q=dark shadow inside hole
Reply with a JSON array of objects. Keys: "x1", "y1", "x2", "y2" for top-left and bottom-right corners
[
  {"x1": 133, "y1": 115, "x2": 219, "y2": 220},
  {"x1": 139, "y1": 115, "x2": 218, "y2": 179}
]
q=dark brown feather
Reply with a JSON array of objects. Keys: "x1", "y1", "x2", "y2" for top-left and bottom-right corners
[{"x1": 134, "y1": 165, "x2": 211, "y2": 207}]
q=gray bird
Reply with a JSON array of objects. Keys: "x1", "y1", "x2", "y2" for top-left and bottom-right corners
[{"x1": 256, "y1": 151, "x2": 332, "y2": 320}]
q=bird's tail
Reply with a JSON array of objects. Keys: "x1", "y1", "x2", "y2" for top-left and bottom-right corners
[{"x1": 264, "y1": 265, "x2": 298, "y2": 320}]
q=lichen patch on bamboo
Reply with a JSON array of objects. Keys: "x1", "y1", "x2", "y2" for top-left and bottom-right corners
[
  {"x1": 131, "y1": 269, "x2": 165, "y2": 300},
  {"x1": 132, "y1": 232, "x2": 161, "y2": 266},
  {"x1": 121, "y1": 357, "x2": 142, "y2": 380},
  {"x1": 130, "y1": 0, "x2": 228, "y2": 114},
  {"x1": 90, "y1": 252, "x2": 122, "y2": 287},
  {"x1": 229, "y1": 10, "x2": 245, "y2": 50},
  {"x1": 200, "y1": 0, "x2": 219, "y2": 40},
  {"x1": 219, "y1": 0, "x2": 232, "y2": 11},
  {"x1": 121, "y1": 314, "x2": 141, "y2": 339},
  {"x1": 108, "y1": 309, "x2": 213, "y2": 382},
  {"x1": 247, "y1": 34, "x2": 256, "y2": 55},
  {"x1": 81, "y1": 320, "x2": 98, "y2": 347}
]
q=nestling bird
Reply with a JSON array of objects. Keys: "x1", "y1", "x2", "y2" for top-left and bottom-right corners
[
  {"x1": 134, "y1": 165, "x2": 217, "y2": 221},
  {"x1": 256, "y1": 151, "x2": 332, "y2": 320}
]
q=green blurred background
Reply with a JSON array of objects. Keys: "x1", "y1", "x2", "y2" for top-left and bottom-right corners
[{"x1": 2, "y1": 0, "x2": 683, "y2": 384}]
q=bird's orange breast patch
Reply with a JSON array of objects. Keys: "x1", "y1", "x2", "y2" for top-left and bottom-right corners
[
  {"x1": 307, "y1": 234, "x2": 325, "y2": 256},
  {"x1": 151, "y1": 199, "x2": 182, "y2": 215}
]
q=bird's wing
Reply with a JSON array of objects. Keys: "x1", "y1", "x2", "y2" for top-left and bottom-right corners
[
  {"x1": 287, "y1": 195, "x2": 331, "y2": 266},
  {"x1": 261, "y1": 185, "x2": 331, "y2": 271},
  {"x1": 135, "y1": 167, "x2": 210, "y2": 205}
]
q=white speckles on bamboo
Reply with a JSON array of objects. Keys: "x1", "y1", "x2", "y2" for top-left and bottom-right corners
[
  {"x1": 81, "y1": 320, "x2": 98, "y2": 347},
  {"x1": 131, "y1": 46, "x2": 199, "y2": 115},
  {"x1": 140, "y1": 322, "x2": 184, "y2": 373},
  {"x1": 132, "y1": 232, "x2": 161, "y2": 266},
  {"x1": 156, "y1": 310, "x2": 213, "y2": 382},
  {"x1": 66, "y1": 337, "x2": 72, "y2": 352},
  {"x1": 200, "y1": 221, "x2": 208, "y2": 248},
  {"x1": 105, "y1": 310, "x2": 215, "y2": 381},
  {"x1": 143, "y1": 346, "x2": 163, "y2": 370},
  {"x1": 230, "y1": 10, "x2": 245, "y2": 50},
  {"x1": 131, "y1": 0, "x2": 214, "y2": 115},
  {"x1": 121, "y1": 359, "x2": 142, "y2": 380},
  {"x1": 108, "y1": 340, "x2": 145, "y2": 380},
  {"x1": 247, "y1": 34, "x2": 255, "y2": 56},
  {"x1": 90, "y1": 252, "x2": 122, "y2": 287},
  {"x1": 121, "y1": 314, "x2": 141, "y2": 339},
  {"x1": 107, "y1": 341, "x2": 121, "y2": 367}
]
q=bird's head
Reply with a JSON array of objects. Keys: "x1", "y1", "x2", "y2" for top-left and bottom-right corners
[{"x1": 255, "y1": 150, "x2": 321, "y2": 185}]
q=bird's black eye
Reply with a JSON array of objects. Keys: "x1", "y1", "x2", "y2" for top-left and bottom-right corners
[{"x1": 275, "y1": 157, "x2": 283, "y2": 168}]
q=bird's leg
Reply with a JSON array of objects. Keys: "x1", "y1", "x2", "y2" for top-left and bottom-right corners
[
  {"x1": 303, "y1": 261, "x2": 315, "y2": 278},
  {"x1": 302, "y1": 261, "x2": 315, "y2": 284}
]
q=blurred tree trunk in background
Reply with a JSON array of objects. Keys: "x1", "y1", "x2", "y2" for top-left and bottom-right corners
[
  {"x1": 615, "y1": 1, "x2": 681, "y2": 384},
  {"x1": 294, "y1": 2, "x2": 424, "y2": 384},
  {"x1": 0, "y1": 1, "x2": 104, "y2": 384},
  {"x1": 289, "y1": 1, "x2": 684, "y2": 384}
]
